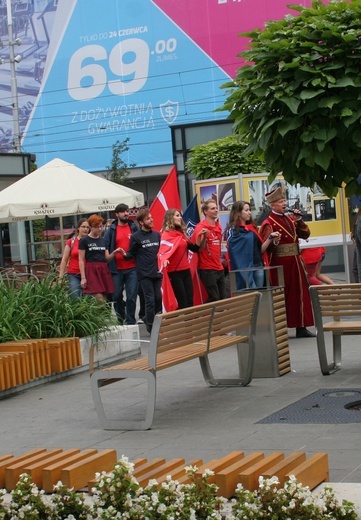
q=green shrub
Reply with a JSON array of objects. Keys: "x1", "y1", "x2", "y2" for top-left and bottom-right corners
[{"x1": 0, "y1": 274, "x2": 116, "y2": 342}]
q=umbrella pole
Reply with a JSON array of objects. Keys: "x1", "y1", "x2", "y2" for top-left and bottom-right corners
[{"x1": 60, "y1": 216, "x2": 65, "y2": 255}]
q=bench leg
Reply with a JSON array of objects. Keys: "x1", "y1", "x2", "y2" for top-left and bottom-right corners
[
  {"x1": 316, "y1": 331, "x2": 340, "y2": 375},
  {"x1": 332, "y1": 333, "x2": 342, "y2": 371},
  {"x1": 90, "y1": 369, "x2": 156, "y2": 430},
  {"x1": 199, "y1": 342, "x2": 255, "y2": 387}
]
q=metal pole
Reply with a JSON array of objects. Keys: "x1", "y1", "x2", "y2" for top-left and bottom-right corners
[
  {"x1": 6, "y1": 0, "x2": 21, "y2": 152},
  {"x1": 339, "y1": 187, "x2": 350, "y2": 283}
]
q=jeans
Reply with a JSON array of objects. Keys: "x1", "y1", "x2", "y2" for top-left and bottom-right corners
[
  {"x1": 139, "y1": 277, "x2": 162, "y2": 333},
  {"x1": 235, "y1": 268, "x2": 265, "y2": 290},
  {"x1": 112, "y1": 268, "x2": 138, "y2": 324},
  {"x1": 253, "y1": 268, "x2": 265, "y2": 288},
  {"x1": 67, "y1": 273, "x2": 82, "y2": 298}
]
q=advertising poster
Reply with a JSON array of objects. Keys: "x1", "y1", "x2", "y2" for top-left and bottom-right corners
[
  {"x1": 194, "y1": 175, "x2": 241, "y2": 240},
  {"x1": 0, "y1": 0, "x2": 312, "y2": 171},
  {"x1": 194, "y1": 173, "x2": 349, "y2": 242}
]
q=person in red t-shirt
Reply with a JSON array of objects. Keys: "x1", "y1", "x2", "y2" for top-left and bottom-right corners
[
  {"x1": 158, "y1": 209, "x2": 208, "y2": 309},
  {"x1": 191, "y1": 199, "x2": 226, "y2": 302},
  {"x1": 59, "y1": 218, "x2": 90, "y2": 298},
  {"x1": 104, "y1": 203, "x2": 138, "y2": 324}
]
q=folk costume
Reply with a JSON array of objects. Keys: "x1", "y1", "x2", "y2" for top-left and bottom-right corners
[{"x1": 260, "y1": 187, "x2": 314, "y2": 331}]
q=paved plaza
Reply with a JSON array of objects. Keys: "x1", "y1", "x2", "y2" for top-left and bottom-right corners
[{"x1": 1, "y1": 273, "x2": 361, "y2": 509}]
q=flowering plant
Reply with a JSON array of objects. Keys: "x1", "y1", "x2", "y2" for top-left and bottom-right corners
[
  {"x1": 229, "y1": 475, "x2": 358, "y2": 520},
  {"x1": 0, "y1": 458, "x2": 358, "y2": 520},
  {"x1": 126, "y1": 466, "x2": 226, "y2": 520},
  {"x1": 50, "y1": 481, "x2": 95, "y2": 519},
  {"x1": 2, "y1": 473, "x2": 52, "y2": 520}
]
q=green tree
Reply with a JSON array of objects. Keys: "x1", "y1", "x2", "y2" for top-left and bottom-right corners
[
  {"x1": 221, "y1": 0, "x2": 361, "y2": 198},
  {"x1": 106, "y1": 138, "x2": 135, "y2": 185},
  {"x1": 186, "y1": 135, "x2": 265, "y2": 179}
]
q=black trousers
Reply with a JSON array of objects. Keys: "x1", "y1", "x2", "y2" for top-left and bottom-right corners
[
  {"x1": 199, "y1": 268, "x2": 227, "y2": 302},
  {"x1": 139, "y1": 277, "x2": 162, "y2": 333},
  {"x1": 168, "y1": 269, "x2": 193, "y2": 309}
]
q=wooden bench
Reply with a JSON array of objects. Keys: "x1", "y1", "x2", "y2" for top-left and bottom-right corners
[
  {"x1": 309, "y1": 283, "x2": 361, "y2": 375},
  {"x1": 90, "y1": 292, "x2": 261, "y2": 430},
  {"x1": 0, "y1": 448, "x2": 117, "y2": 492},
  {"x1": 87, "y1": 451, "x2": 328, "y2": 496},
  {"x1": 0, "y1": 448, "x2": 329, "y2": 494}
]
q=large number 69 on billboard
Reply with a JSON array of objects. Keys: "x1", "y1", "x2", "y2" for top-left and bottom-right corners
[{"x1": 67, "y1": 39, "x2": 150, "y2": 100}]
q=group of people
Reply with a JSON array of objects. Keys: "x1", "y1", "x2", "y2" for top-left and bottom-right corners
[
  {"x1": 59, "y1": 185, "x2": 327, "y2": 338},
  {"x1": 60, "y1": 206, "x2": 160, "y2": 334},
  {"x1": 226, "y1": 186, "x2": 317, "y2": 338}
]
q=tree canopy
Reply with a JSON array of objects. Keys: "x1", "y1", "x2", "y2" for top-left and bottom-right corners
[
  {"x1": 186, "y1": 135, "x2": 265, "y2": 179},
  {"x1": 221, "y1": 0, "x2": 361, "y2": 197}
]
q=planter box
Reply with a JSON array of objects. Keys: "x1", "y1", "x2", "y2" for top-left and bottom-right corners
[
  {"x1": 79, "y1": 324, "x2": 141, "y2": 366},
  {"x1": 0, "y1": 326, "x2": 141, "y2": 398}
]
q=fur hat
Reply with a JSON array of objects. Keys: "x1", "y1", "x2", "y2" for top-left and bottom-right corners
[{"x1": 265, "y1": 185, "x2": 286, "y2": 203}]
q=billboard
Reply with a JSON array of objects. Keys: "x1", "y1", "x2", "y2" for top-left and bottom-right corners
[
  {"x1": 193, "y1": 173, "x2": 349, "y2": 246},
  {"x1": 0, "y1": 0, "x2": 312, "y2": 171}
]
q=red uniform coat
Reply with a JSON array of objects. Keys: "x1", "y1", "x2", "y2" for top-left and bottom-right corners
[{"x1": 260, "y1": 212, "x2": 314, "y2": 329}]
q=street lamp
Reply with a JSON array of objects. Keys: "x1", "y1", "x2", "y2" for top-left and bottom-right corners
[{"x1": 1, "y1": 0, "x2": 22, "y2": 152}]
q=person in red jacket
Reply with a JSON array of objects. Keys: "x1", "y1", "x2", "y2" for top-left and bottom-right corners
[{"x1": 191, "y1": 199, "x2": 226, "y2": 302}]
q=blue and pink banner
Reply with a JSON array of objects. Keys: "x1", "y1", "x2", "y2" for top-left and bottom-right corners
[{"x1": 0, "y1": 0, "x2": 311, "y2": 171}]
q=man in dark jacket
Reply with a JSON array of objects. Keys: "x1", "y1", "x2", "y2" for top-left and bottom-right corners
[
  {"x1": 120, "y1": 209, "x2": 162, "y2": 334},
  {"x1": 104, "y1": 203, "x2": 138, "y2": 324}
]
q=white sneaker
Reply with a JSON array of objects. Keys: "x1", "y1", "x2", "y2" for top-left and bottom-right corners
[{"x1": 137, "y1": 318, "x2": 144, "y2": 324}]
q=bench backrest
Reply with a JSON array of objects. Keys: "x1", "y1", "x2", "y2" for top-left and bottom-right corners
[
  {"x1": 310, "y1": 283, "x2": 361, "y2": 320},
  {"x1": 209, "y1": 292, "x2": 260, "y2": 338},
  {"x1": 152, "y1": 301, "x2": 215, "y2": 356},
  {"x1": 148, "y1": 292, "x2": 261, "y2": 368}
]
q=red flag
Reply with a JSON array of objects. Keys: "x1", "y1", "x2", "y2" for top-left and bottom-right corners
[
  {"x1": 158, "y1": 231, "x2": 183, "y2": 312},
  {"x1": 188, "y1": 250, "x2": 208, "y2": 305},
  {"x1": 149, "y1": 166, "x2": 181, "y2": 232}
]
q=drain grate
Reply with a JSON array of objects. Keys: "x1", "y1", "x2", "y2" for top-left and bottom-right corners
[{"x1": 257, "y1": 389, "x2": 361, "y2": 424}]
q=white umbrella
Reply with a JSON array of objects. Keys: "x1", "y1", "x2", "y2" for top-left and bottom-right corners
[{"x1": 0, "y1": 158, "x2": 144, "y2": 223}]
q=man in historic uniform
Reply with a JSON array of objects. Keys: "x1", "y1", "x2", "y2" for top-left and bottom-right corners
[{"x1": 260, "y1": 185, "x2": 315, "y2": 338}]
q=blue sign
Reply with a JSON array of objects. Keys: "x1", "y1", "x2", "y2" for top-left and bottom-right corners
[{"x1": 22, "y1": 0, "x2": 229, "y2": 169}]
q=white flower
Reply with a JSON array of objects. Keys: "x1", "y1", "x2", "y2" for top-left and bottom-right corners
[
  {"x1": 202, "y1": 468, "x2": 215, "y2": 478},
  {"x1": 157, "y1": 503, "x2": 167, "y2": 513}
]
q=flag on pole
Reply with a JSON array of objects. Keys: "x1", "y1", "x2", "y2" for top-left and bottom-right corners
[
  {"x1": 182, "y1": 194, "x2": 208, "y2": 305},
  {"x1": 149, "y1": 165, "x2": 181, "y2": 232},
  {"x1": 183, "y1": 194, "x2": 199, "y2": 239}
]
